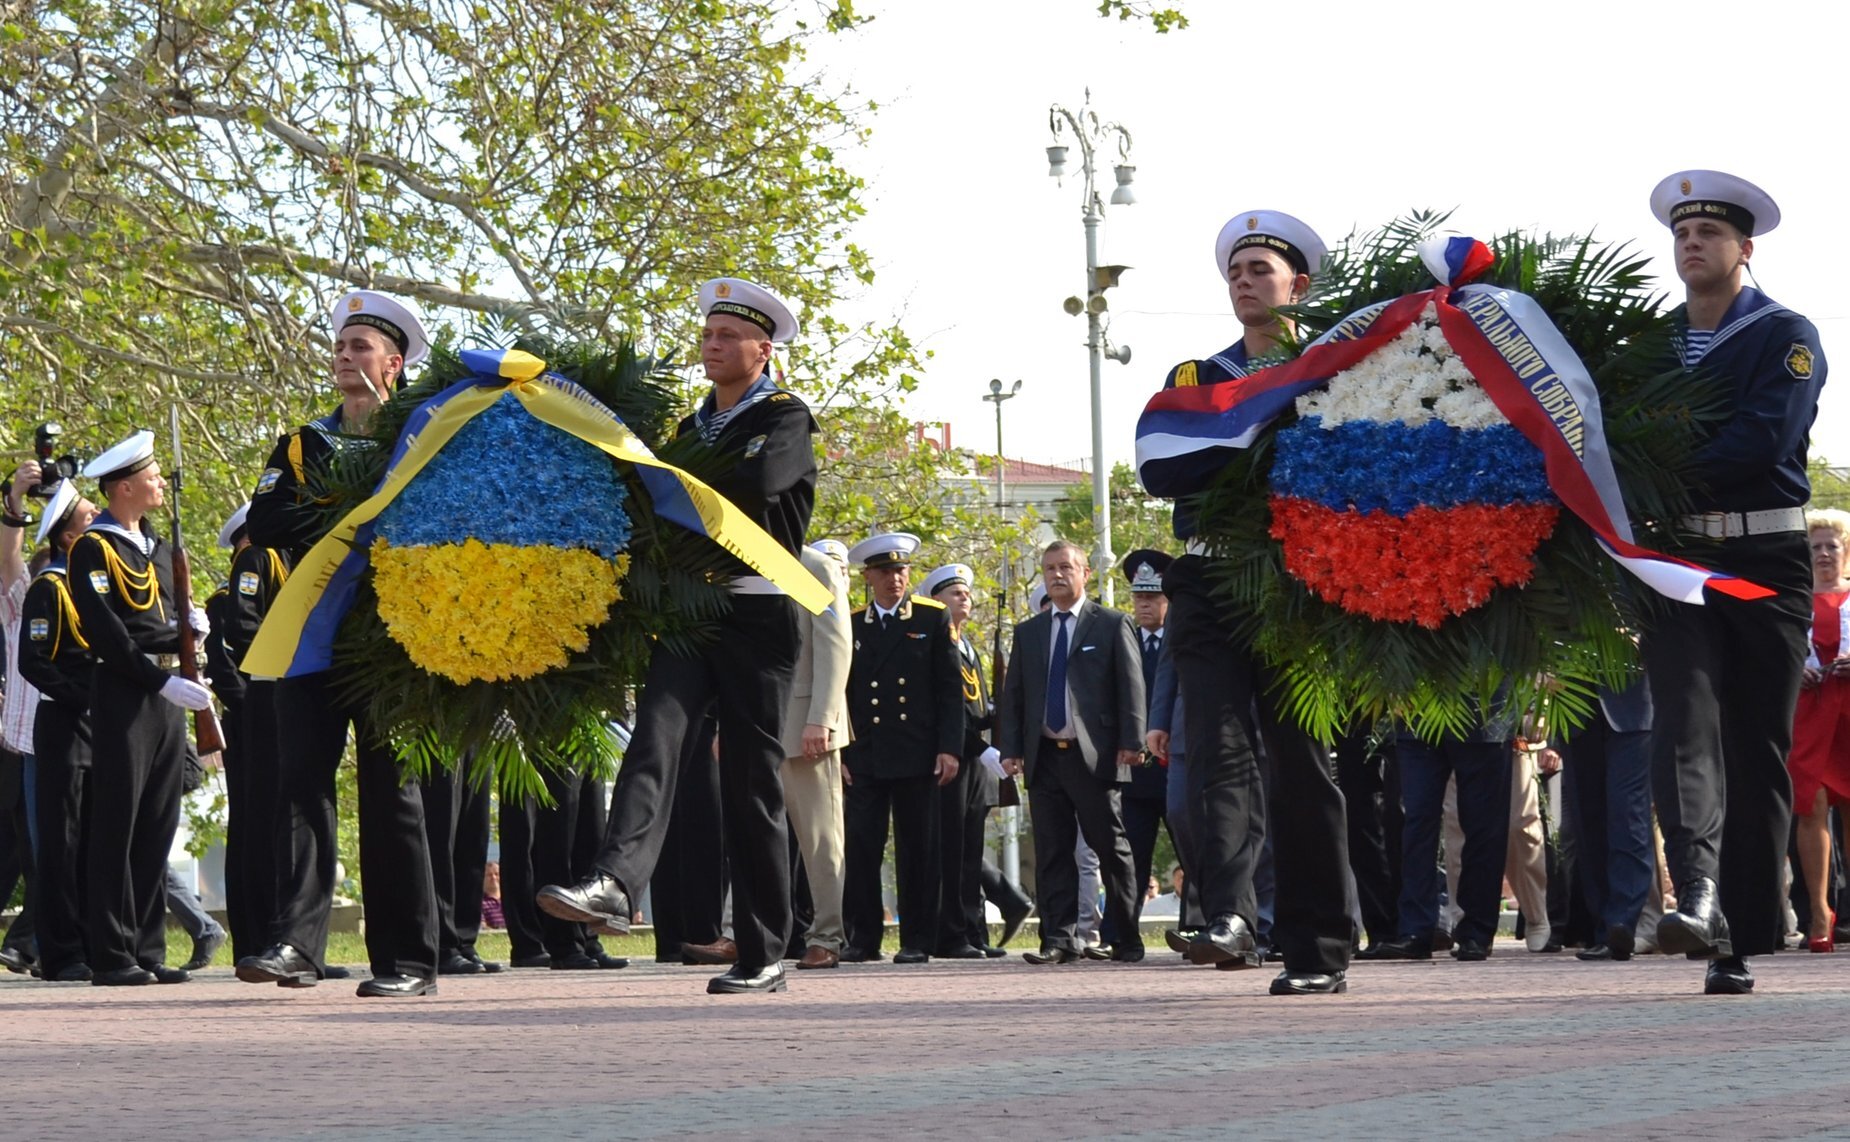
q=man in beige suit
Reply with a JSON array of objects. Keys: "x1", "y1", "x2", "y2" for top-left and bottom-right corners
[{"x1": 782, "y1": 539, "x2": 854, "y2": 969}]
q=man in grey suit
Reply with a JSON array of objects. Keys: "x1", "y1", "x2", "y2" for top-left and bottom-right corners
[
  {"x1": 782, "y1": 540, "x2": 854, "y2": 969},
  {"x1": 998, "y1": 540, "x2": 1147, "y2": 963}
]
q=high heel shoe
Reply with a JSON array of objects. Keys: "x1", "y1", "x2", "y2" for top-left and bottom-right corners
[{"x1": 1809, "y1": 909, "x2": 1836, "y2": 954}]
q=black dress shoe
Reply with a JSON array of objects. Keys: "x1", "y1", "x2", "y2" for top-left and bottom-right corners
[
  {"x1": 1164, "y1": 928, "x2": 1200, "y2": 955},
  {"x1": 979, "y1": 944, "x2": 1008, "y2": 958},
  {"x1": 1022, "y1": 946, "x2": 1078, "y2": 964},
  {"x1": 839, "y1": 947, "x2": 884, "y2": 963},
  {"x1": 323, "y1": 965, "x2": 352, "y2": 980},
  {"x1": 439, "y1": 953, "x2": 484, "y2": 975},
  {"x1": 937, "y1": 943, "x2": 986, "y2": 960},
  {"x1": 1357, "y1": 935, "x2": 1432, "y2": 961},
  {"x1": 47, "y1": 963, "x2": 92, "y2": 982},
  {"x1": 592, "y1": 952, "x2": 630, "y2": 969},
  {"x1": 893, "y1": 948, "x2": 931, "y2": 964},
  {"x1": 708, "y1": 963, "x2": 786, "y2": 994},
  {"x1": 549, "y1": 951, "x2": 601, "y2": 970},
  {"x1": 1188, "y1": 916, "x2": 1260, "y2": 968},
  {"x1": 1110, "y1": 945, "x2": 1145, "y2": 963},
  {"x1": 1270, "y1": 969, "x2": 1347, "y2": 995},
  {"x1": 509, "y1": 953, "x2": 553, "y2": 969},
  {"x1": 1576, "y1": 944, "x2": 1615, "y2": 961},
  {"x1": 1081, "y1": 943, "x2": 1114, "y2": 961},
  {"x1": 181, "y1": 929, "x2": 226, "y2": 972},
  {"x1": 1657, "y1": 876, "x2": 1733, "y2": 958},
  {"x1": 236, "y1": 944, "x2": 319, "y2": 988},
  {"x1": 92, "y1": 965, "x2": 156, "y2": 986},
  {"x1": 1451, "y1": 940, "x2": 1490, "y2": 962},
  {"x1": 1262, "y1": 945, "x2": 1285, "y2": 963},
  {"x1": 1606, "y1": 923, "x2": 1635, "y2": 962},
  {"x1": 998, "y1": 905, "x2": 1032, "y2": 948},
  {"x1": 466, "y1": 952, "x2": 504, "y2": 974},
  {"x1": 1704, "y1": 955, "x2": 1753, "y2": 995},
  {"x1": 535, "y1": 873, "x2": 632, "y2": 937},
  {"x1": 0, "y1": 945, "x2": 34, "y2": 974},
  {"x1": 146, "y1": 963, "x2": 190, "y2": 984},
  {"x1": 356, "y1": 974, "x2": 437, "y2": 997}
]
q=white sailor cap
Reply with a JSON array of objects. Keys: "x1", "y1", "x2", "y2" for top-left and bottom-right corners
[
  {"x1": 1650, "y1": 170, "x2": 1780, "y2": 237},
  {"x1": 808, "y1": 538, "x2": 849, "y2": 563},
  {"x1": 1214, "y1": 210, "x2": 1327, "y2": 280},
  {"x1": 332, "y1": 289, "x2": 431, "y2": 368},
  {"x1": 35, "y1": 479, "x2": 80, "y2": 545},
  {"x1": 921, "y1": 562, "x2": 974, "y2": 598},
  {"x1": 218, "y1": 501, "x2": 252, "y2": 549},
  {"x1": 698, "y1": 278, "x2": 799, "y2": 344},
  {"x1": 846, "y1": 531, "x2": 921, "y2": 570},
  {"x1": 1028, "y1": 579, "x2": 1050, "y2": 612},
  {"x1": 83, "y1": 429, "x2": 155, "y2": 487}
]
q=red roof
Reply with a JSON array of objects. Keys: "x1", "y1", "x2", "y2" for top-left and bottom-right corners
[{"x1": 995, "y1": 457, "x2": 1089, "y2": 482}]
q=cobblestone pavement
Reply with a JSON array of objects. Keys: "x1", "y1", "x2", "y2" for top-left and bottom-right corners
[{"x1": 6, "y1": 948, "x2": 1850, "y2": 1140}]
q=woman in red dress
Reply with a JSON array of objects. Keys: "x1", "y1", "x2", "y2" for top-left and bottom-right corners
[{"x1": 1790, "y1": 509, "x2": 1850, "y2": 952}]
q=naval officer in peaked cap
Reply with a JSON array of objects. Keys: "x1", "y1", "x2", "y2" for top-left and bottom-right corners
[{"x1": 838, "y1": 533, "x2": 964, "y2": 963}]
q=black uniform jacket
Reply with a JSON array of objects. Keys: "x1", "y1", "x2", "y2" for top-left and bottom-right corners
[
  {"x1": 843, "y1": 594, "x2": 965, "y2": 781},
  {"x1": 18, "y1": 558, "x2": 94, "y2": 711},
  {"x1": 674, "y1": 384, "x2": 819, "y2": 570},
  {"x1": 67, "y1": 514, "x2": 180, "y2": 694}
]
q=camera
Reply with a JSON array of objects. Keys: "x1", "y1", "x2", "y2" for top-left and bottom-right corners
[{"x1": 29, "y1": 422, "x2": 82, "y2": 500}]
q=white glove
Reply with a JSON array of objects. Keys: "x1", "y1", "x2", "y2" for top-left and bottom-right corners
[
  {"x1": 980, "y1": 746, "x2": 1005, "y2": 779},
  {"x1": 188, "y1": 606, "x2": 211, "y2": 637},
  {"x1": 160, "y1": 676, "x2": 214, "y2": 711}
]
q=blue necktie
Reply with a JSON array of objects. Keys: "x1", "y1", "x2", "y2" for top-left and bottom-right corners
[{"x1": 1046, "y1": 612, "x2": 1070, "y2": 733}]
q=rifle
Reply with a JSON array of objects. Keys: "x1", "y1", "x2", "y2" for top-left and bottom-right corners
[{"x1": 169, "y1": 405, "x2": 226, "y2": 758}]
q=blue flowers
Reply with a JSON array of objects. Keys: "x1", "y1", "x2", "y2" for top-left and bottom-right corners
[
  {"x1": 1271, "y1": 417, "x2": 1554, "y2": 516},
  {"x1": 376, "y1": 393, "x2": 632, "y2": 557}
]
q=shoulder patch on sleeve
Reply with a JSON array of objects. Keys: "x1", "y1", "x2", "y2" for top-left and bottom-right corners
[
  {"x1": 1786, "y1": 343, "x2": 1816, "y2": 380},
  {"x1": 1171, "y1": 361, "x2": 1198, "y2": 388},
  {"x1": 28, "y1": 617, "x2": 48, "y2": 641},
  {"x1": 743, "y1": 434, "x2": 769, "y2": 458},
  {"x1": 255, "y1": 468, "x2": 283, "y2": 495},
  {"x1": 238, "y1": 571, "x2": 261, "y2": 596},
  {"x1": 88, "y1": 569, "x2": 110, "y2": 595}
]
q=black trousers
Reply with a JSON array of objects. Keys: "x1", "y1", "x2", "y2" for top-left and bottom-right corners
[
  {"x1": 1397, "y1": 739, "x2": 1511, "y2": 946},
  {"x1": 647, "y1": 715, "x2": 725, "y2": 960},
  {"x1": 498, "y1": 793, "x2": 546, "y2": 961},
  {"x1": 843, "y1": 771, "x2": 939, "y2": 955},
  {"x1": 935, "y1": 751, "x2": 984, "y2": 952},
  {"x1": 0, "y1": 747, "x2": 34, "y2": 956},
  {"x1": 1644, "y1": 532, "x2": 1809, "y2": 958},
  {"x1": 979, "y1": 855, "x2": 1032, "y2": 930},
  {"x1": 85, "y1": 671, "x2": 185, "y2": 973},
  {"x1": 420, "y1": 762, "x2": 492, "y2": 960},
  {"x1": 225, "y1": 682, "x2": 282, "y2": 962},
  {"x1": 593, "y1": 595, "x2": 797, "y2": 972},
  {"x1": 270, "y1": 671, "x2": 437, "y2": 978},
  {"x1": 1027, "y1": 749, "x2": 1140, "y2": 952},
  {"x1": 1561, "y1": 718, "x2": 1655, "y2": 935},
  {"x1": 1167, "y1": 555, "x2": 1353, "y2": 973},
  {"x1": 30, "y1": 703, "x2": 91, "y2": 975},
  {"x1": 1120, "y1": 792, "x2": 1171, "y2": 925},
  {"x1": 1336, "y1": 728, "x2": 1402, "y2": 946},
  {"x1": 532, "y1": 766, "x2": 596, "y2": 959}
]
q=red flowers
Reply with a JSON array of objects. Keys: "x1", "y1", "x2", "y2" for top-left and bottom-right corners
[{"x1": 1269, "y1": 497, "x2": 1560, "y2": 629}]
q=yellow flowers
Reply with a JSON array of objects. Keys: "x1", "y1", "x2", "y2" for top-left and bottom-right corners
[{"x1": 371, "y1": 538, "x2": 627, "y2": 684}]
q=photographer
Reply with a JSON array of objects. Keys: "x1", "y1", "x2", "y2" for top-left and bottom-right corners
[{"x1": 0, "y1": 460, "x2": 46, "y2": 975}]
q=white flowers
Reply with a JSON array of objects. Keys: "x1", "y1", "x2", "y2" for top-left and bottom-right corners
[{"x1": 1297, "y1": 304, "x2": 1507, "y2": 430}]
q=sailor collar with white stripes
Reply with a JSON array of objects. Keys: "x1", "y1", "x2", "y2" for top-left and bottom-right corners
[
  {"x1": 1676, "y1": 286, "x2": 1789, "y2": 365},
  {"x1": 85, "y1": 508, "x2": 156, "y2": 556},
  {"x1": 694, "y1": 373, "x2": 782, "y2": 445}
]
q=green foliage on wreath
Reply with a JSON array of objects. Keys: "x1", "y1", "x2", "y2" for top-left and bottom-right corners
[
  {"x1": 298, "y1": 335, "x2": 735, "y2": 801},
  {"x1": 1188, "y1": 212, "x2": 1728, "y2": 741}
]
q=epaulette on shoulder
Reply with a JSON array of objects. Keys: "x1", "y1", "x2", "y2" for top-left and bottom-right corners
[
  {"x1": 31, "y1": 565, "x2": 66, "y2": 582},
  {"x1": 1168, "y1": 360, "x2": 1200, "y2": 388},
  {"x1": 910, "y1": 595, "x2": 946, "y2": 610},
  {"x1": 768, "y1": 392, "x2": 793, "y2": 402}
]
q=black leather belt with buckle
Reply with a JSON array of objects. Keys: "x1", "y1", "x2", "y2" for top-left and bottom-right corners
[{"x1": 1043, "y1": 738, "x2": 1074, "y2": 751}]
